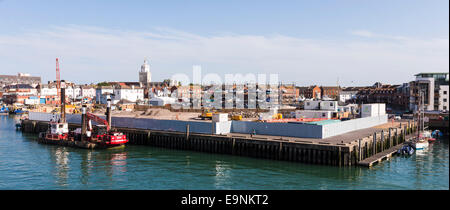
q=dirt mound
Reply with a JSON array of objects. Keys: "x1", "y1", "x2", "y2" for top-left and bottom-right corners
[{"x1": 144, "y1": 108, "x2": 171, "y2": 116}]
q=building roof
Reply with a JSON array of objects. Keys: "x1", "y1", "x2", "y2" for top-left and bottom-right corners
[
  {"x1": 4, "y1": 84, "x2": 34, "y2": 89},
  {"x1": 414, "y1": 72, "x2": 449, "y2": 76}
]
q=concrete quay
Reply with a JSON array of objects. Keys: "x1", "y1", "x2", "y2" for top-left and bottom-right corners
[{"x1": 20, "y1": 119, "x2": 416, "y2": 167}]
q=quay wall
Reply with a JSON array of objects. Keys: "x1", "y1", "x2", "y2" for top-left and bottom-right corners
[
  {"x1": 20, "y1": 118, "x2": 416, "y2": 167},
  {"x1": 28, "y1": 112, "x2": 388, "y2": 139}
]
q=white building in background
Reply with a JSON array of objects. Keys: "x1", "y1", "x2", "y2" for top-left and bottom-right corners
[
  {"x1": 139, "y1": 59, "x2": 151, "y2": 85},
  {"x1": 112, "y1": 85, "x2": 144, "y2": 104},
  {"x1": 64, "y1": 85, "x2": 82, "y2": 99},
  {"x1": 81, "y1": 86, "x2": 96, "y2": 98},
  {"x1": 39, "y1": 84, "x2": 58, "y2": 97},
  {"x1": 439, "y1": 85, "x2": 449, "y2": 111},
  {"x1": 339, "y1": 87, "x2": 359, "y2": 103}
]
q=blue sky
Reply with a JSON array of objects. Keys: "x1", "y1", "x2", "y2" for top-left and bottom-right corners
[{"x1": 0, "y1": 0, "x2": 448, "y2": 86}]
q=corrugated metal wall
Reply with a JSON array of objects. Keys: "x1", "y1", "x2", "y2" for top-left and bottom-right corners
[{"x1": 231, "y1": 121, "x2": 323, "y2": 138}]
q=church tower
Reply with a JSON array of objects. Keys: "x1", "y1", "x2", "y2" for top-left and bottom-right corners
[{"x1": 139, "y1": 59, "x2": 151, "y2": 86}]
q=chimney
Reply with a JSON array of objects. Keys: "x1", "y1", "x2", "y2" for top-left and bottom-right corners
[
  {"x1": 81, "y1": 105, "x2": 87, "y2": 141},
  {"x1": 105, "y1": 95, "x2": 112, "y2": 130},
  {"x1": 60, "y1": 88, "x2": 66, "y2": 123}
]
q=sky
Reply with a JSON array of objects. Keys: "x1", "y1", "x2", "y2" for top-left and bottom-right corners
[{"x1": 0, "y1": 0, "x2": 448, "y2": 86}]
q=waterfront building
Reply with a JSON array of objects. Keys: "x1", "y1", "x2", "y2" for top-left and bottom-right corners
[
  {"x1": 439, "y1": 85, "x2": 449, "y2": 111},
  {"x1": 1, "y1": 84, "x2": 38, "y2": 104},
  {"x1": 0, "y1": 73, "x2": 41, "y2": 88},
  {"x1": 356, "y1": 83, "x2": 410, "y2": 113},
  {"x1": 409, "y1": 72, "x2": 449, "y2": 111}
]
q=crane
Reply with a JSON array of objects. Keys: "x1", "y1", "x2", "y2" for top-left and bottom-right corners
[
  {"x1": 56, "y1": 58, "x2": 61, "y2": 106},
  {"x1": 86, "y1": 112, "x2": 110, "y2": 131}
]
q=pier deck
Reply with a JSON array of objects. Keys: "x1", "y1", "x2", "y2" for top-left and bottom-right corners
[
  {"x1": 357, "y1": 143, "x2": 404, "y2": 167},
  {"x1": 358, "y1": 133, "x2": 416, "y2": 167}
]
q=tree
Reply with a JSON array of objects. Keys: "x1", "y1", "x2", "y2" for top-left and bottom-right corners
[{"x1": 97, "y1": 82, "x2": 110, "y2": 86}]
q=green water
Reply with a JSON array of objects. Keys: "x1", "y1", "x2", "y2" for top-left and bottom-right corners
[{"x1": 0, "y1": 115, "x2": 448, "y2": 190}]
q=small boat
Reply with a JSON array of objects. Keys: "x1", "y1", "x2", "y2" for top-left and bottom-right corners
[
  {"x1": 413, "y1": 133, "x2": 429, "y2": 151},
  {"x1": 432, "y1": 130, "x2": 443, "y2": 139},
  {"x1": 0, "y1": 105, "x2": 9, "y2": 115},
  {"x1": 14, "y1": 108, "x2": 29, "y2": 115},
  {"x1": 420, "y1": 130, "x2": 436, "y2": 143},
  {"x1": 414, "y1": 140, "x2": 429, "y2": 151},
  {"x1": 398, "y1": 144, "x2": 414, "y2": 155}
]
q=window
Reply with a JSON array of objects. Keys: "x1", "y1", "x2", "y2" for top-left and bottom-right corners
[
  {"x1": 330, "y1": 102, "x2": 333, "y2": 106},
  {"x1": 444, "y1": 91, "x2": 448, "y2": 95},
  {"x1": 444, "y1": 99, "x2": 447, "y2": 102}
]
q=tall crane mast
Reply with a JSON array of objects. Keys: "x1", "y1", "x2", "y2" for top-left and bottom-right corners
[{"x1": 56, "y1": 58, "x2": 61, "y2": 106}]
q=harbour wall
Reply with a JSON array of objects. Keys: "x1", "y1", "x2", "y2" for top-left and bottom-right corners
[
  {"x1": 20, "y1": 118, "x2": 416, "y2": 167},
  {"x1": 28, "y1": 112, "x2": 387, "y2": 139}
]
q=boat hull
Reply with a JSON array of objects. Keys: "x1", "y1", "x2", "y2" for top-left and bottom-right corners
[
  {"x1": 414, "y1": 141, "x2": 429, "y2": 150},
  {"x1": 38, "y1": 133, "x2": 126, "y2": 149}
]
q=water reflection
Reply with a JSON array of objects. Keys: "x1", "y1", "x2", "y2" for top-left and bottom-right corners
[
  {"x1": 2, "y1": 115, "x2": 448, "y2": 190},
  {"x1": 214, "y1": 161, "x2": 231, "y2": 189},
  {"x1": 52, "y1": 147, "x2": 70, "y2": 187},
  {"x1": 45, "y1": 144, "x2": 129, "y2": 188}
]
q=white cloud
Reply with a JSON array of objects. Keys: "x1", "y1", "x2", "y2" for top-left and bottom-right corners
[
  {"x1": 0, "y1": 25, "x2": 448, "y2": 86},
  {"x1": 350, "y1": 30, "x2": 376, "y2": 38}
]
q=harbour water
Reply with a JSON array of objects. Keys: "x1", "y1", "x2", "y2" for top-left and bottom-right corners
[{"x1": 0, "y1": 115, "x2": 448, "y2": 190}]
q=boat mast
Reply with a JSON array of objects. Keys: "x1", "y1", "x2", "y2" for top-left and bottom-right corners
[{"x1": 417, "y1": 90, "x2": 421, "y2": 138}]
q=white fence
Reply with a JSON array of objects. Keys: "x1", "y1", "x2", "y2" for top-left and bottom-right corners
[
  {"x1": 28, "y1": 112, "x2": 388, "y2": 139},
  {"x1": 321, "y1": 114, "x2": 388, "y2": 138}
]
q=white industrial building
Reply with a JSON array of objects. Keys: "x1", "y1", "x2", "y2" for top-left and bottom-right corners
[
  {"x1": 304, "y1": 100, "x2": 338, "y2": 111},
  {"x1": 361, "y1": 103, "x2": 386, "y2": 118},
  {"x1": 295, "y1": 110, "x2": 333, "y2": 119}
]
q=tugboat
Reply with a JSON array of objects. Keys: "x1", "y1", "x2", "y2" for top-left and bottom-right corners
[
  {"x1": 39, "y1": 119, "x2": 69, "y2": 143},
  {"x1": 72, "y1": 105, "x2": 128, "y2": 148},
  {"x1": 39, "y1": 86, "x2": 128, "y2": 149}
]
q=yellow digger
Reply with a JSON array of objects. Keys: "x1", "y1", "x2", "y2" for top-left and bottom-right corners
[
  {"x1": 199, "y1": 109, "x2": 214, "y2": 120},
  {"x1": 231, "y1": 115, "x2": 242, "y2": 121}
]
